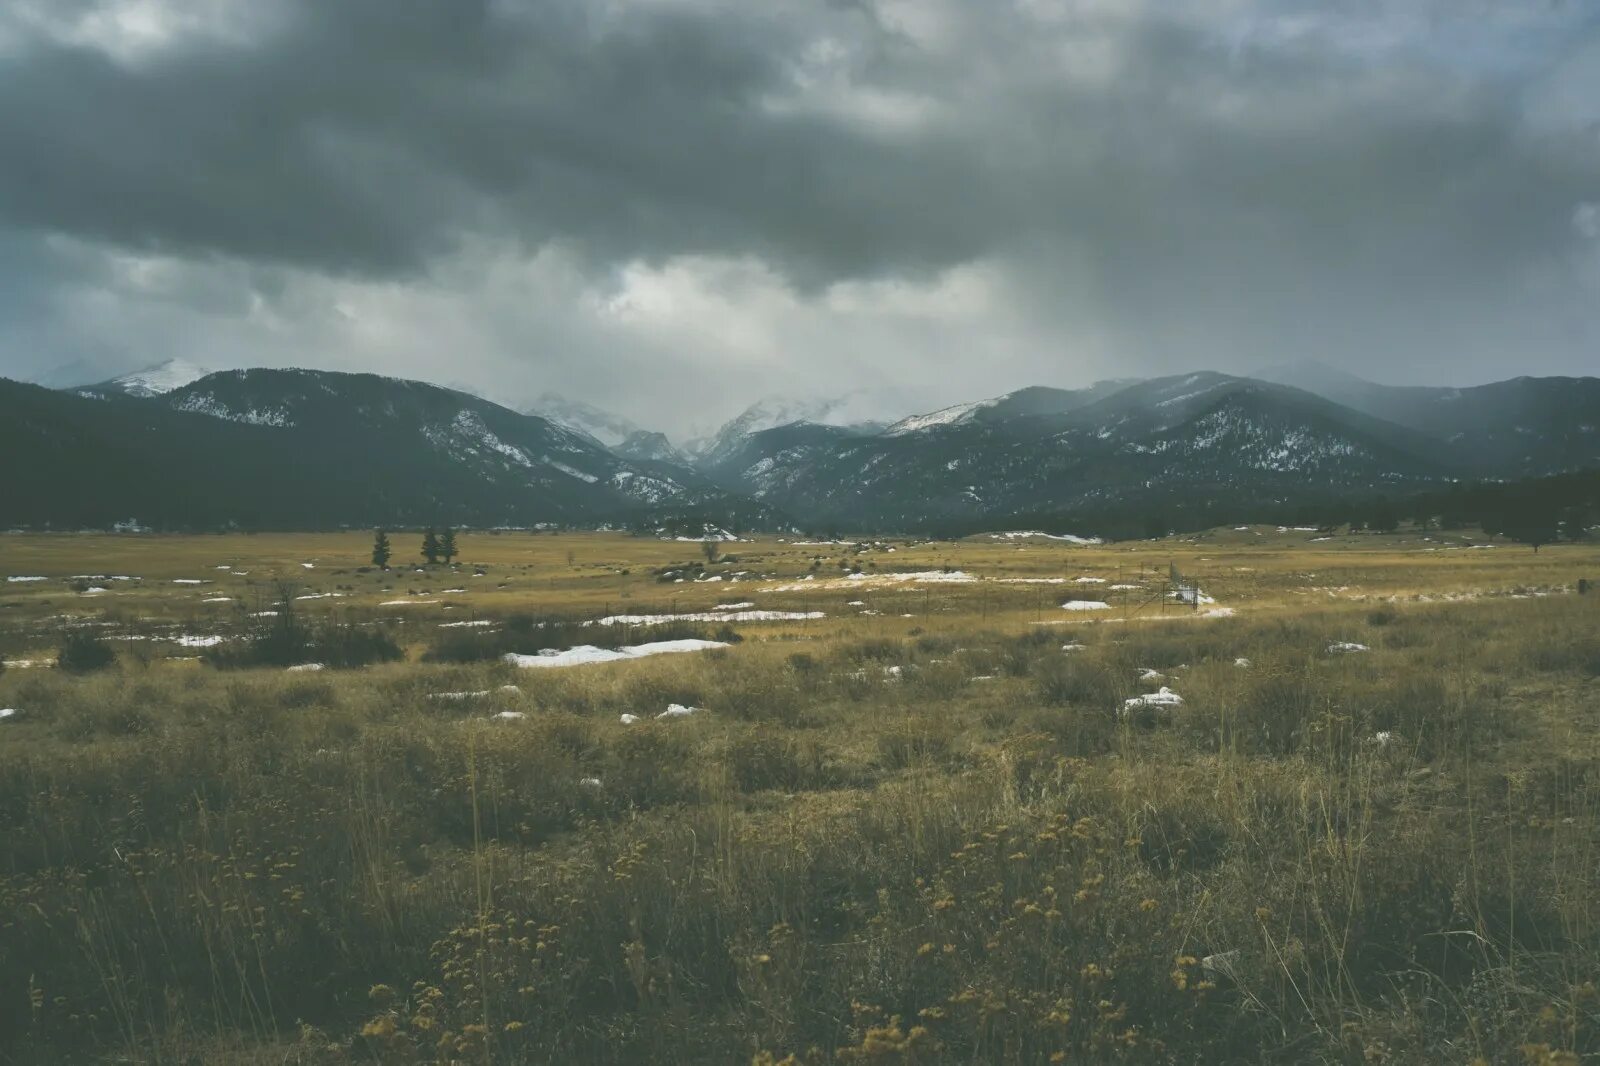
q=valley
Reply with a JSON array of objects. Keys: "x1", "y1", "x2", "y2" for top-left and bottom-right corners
[{"x1": 2, "y1": 528, "x2": 1598, "y2": 1062}]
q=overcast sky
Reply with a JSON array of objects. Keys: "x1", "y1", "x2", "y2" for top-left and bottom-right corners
[{"x1": 2, "y1": 0, "x2": 1598, "y2": 434}]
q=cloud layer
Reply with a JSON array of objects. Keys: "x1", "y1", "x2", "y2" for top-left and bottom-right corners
[{"x1": 3, "y1": 0, "x2": 1598, "y2": 432}]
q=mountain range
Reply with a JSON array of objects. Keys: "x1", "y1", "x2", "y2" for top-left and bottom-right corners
[{"x1": 3, "y1": 358, "x2": 1596, "y2": 534}]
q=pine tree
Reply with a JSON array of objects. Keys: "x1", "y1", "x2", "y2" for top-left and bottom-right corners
[
  {"x1": 371, "y1": 529, "x2": 392, "y2": 568},
  {"x1": 421, "y1": 527, "x2": 440, "y2": 564},
  {"x1": 440, "y1": 527, "x2": 458, "y2": 564}
]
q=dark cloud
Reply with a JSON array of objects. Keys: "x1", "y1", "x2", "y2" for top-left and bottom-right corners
[{"x1": 1, "y1": 0, "x2": 1598, "y2": 428}]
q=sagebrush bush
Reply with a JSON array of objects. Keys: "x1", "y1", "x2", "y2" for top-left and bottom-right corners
[{"x1": 56, "y1": 630, "x2": 116, "y2": 673}]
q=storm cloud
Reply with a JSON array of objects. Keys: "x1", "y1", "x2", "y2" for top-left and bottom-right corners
[{"x1": 2, "y1": 0, "x2": 1598, "y2": 432}]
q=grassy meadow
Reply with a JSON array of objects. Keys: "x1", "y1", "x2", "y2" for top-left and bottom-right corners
[{"x1": 1, "y1": 527, "x2": 1598, "y2": 1064}]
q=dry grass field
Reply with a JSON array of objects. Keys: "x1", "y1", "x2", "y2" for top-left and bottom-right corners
[{"x1": 2, "y1": 528, "x2": 1598, "y2": 1064}]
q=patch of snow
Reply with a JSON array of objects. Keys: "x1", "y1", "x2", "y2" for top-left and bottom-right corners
[
  {"x1": 620, "y1": 713, "x2": 641, "y2": 725},
  {"x1": 714, "y1": 602, "x2": 756, "y2": 611},
  {"x1": 491, "y1": 710, "x2": 527, "y2": 721},
  {"x1": 380, "y1": 599, "x2": 438, "y2": 606},
  {"x1": 589, "y1": 611, "x2": 821, "y2": 625},
  {"x1": 657, "y1": 703, "x2": 701, "y2": 719},
  {"x1": 1124, "y1": 687, "x2": 1184, "y2": 711},
  {"x1": 1062, "y1": 600, "x2": 1111, "y2": 611},
  {"x1": 503, "y1": 639, "x2": 730, "y2": 669},
  {"x1": 174, "y1": 635, "x2": 224, "y2": 648},
  {"x1": 439, "y1": 619, "x2": 494, "y2": 628},
  {"x1": 1234, "y1": 657, "x2": 1251, "y2": 668},
  {"x1": 6, "y1": 576, "x2": 47, "y2": 582},
  {"x1": 285, "y1": 663, "x2": 325, "y2": 672},
  {"x1": 1327, "y1": 642, "x2": 1370, "y2": 654},
  {"x1": 429, "y1": 690, "x2": 491, "y2": 700},
  {"x1": 763, "y1": 570, "x2": 974, "y2": 592},
  {"x1": 988, "y1": 531, "x2": 1103, "y2": 544}
]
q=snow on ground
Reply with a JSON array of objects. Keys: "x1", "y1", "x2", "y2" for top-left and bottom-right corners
[
  {"x1": 286, "y1": 663, "x2": 325, "y2": 672},
  {"x1": 1327, "y1": 642, "x2": 1370, "y2": 653},
  {"x1": 657, "y1": 703, "x2": 701, "y2": 719},
  {"x1": 1074, "y1": 577, "x2": 1106, "y2": 584},
  {"x1": 987, "y1": 530, "x2": 1103, "y2": 545},
  {"x1": 439, "y1": 620, "x2": 494, "y2": 628},
  {"x1": 295, "y1": 592, "x2": 346, "y2": 600},
  {"x1": 714, "y1": 602, "x2": 756, "y2": 610},
  {"x1": 1109, "y1": 584, "x2": 1142, "y2": 590},
  {"x1": 6, "y1": 576, "x2": 46, "y2": 583},
  {"x1": 380, "y1": 599, "x2": 438, "y2": 606},
  {"x1": 588, "y1": 611, "x2": 822, "y2": 625},
  {"x1": 620, "y1": 713, "x2": 640, "y2": 725},
  {"x1": 174, "y1": 635, "x2": 224, "y2": 648},
  {"x1": 2, "y1": 660, "x2": 49, "y2": 669},
  {"x1": 993, "y1": 577, "x2": 1068, "y2": 584},
  {"x1": 1124, "y1": 687, "x2": 1184, "y2": 711},
  {"x1": 172, "y1": 579, "x2": 209, "y2": 585},
  {"x1": 503, "y1": 639, "x2": 730, "y2": 669},
  {"x1": 1062, "y1": 600, "x2": 1111, "y2": 611},
  {"x1": 763, "y1": 571, "x2": 975, "y2": 592},
  {"x1": 429, "y1": 691, "x2": 490, "y2": 700},
  {"x1": 0, "y1": 708, "x2": 17, "y2": 721},
  {"x1": 202, "y1": 597, "x2": 232, "y2": 603}
]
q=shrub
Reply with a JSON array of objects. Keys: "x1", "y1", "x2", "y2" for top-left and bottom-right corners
[
  {"x1": 1034, "y1": 657, "x2": 1116, "y2": 707},
  {"x1": 57, "y1": 631, "x2": 116, "y2": 673}
]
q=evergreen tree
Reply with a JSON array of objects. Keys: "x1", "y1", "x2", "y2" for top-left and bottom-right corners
[
  {"x1": 440, "y1": 527, "x2": 458, "y2": 563},
  {"x1": 421, "y1": 527, "x2": 440, "y2": 564},
  {"x1": 1367, "y1": 496, "x2": 1400, "y2": 533},
  {"x1": 371, "y1": 529, "x2": 392, "y2": 568}
]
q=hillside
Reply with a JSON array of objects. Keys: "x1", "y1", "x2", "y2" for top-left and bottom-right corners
[{"x1": 0, "y1": 372, "x2": 777, "y2": 531}]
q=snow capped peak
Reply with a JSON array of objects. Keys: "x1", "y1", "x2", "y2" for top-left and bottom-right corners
[
  {"x1": 99, "y1": 358, "x2": 212, "y2": 397},
  {"x1": 883, "y1": 397, "x2": 999, "y2": 436},
  {"x1": 692, "y1": 391, "x2": 899, "y2": 461},
  {"x1": 522, "y1": 392, "x2": 643, "y2": 448}
]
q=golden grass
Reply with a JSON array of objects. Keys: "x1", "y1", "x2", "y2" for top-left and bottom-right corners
[{"x1": 1, "y1": 529, "x2": 1598, "y2": 1063}]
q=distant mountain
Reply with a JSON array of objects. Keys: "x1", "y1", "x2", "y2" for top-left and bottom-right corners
[
  {"x1": 702, "y1": 373, "x2": 1459, "y2": 530},
  {"x1": 1258, "y1": 361, "x2": 1600, "y2": 476},
  {"x1": 523, "y1": 392, "x2": 643, "y2": 449},
  {"x1": 614, "y1": 430, "x2": 689, "y2": 465},
  {"x1": 14, "y1": 363, "x2": 1598, "y2": 535},
  {"x1": 3, "y1": 370, "x2": 781, "y2": 530},
  {"x1": 689, "y1": 394, "x2": 893, "y2": 465},
  {"x1": 79, "y1": 358, "x2": 213, "y2": 398}
]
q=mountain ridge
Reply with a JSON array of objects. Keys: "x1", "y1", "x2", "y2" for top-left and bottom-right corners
[{"x1": 8, "y1": 363, "x2": 1596, "y2": 534}]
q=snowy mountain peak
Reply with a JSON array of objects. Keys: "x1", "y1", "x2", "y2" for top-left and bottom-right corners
[
  {"x1": 883, "y1": 397, "x2": 999, "y2": 436},
  {"x1": 523, "y1": 392, "x2": 642, "y2": 448},
  {"x1": 691, "y1": 392, "x2": 897, "y2": 462},
  {"x1": 95, "y1": 358, "x2": 212, "y2": 397}
]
